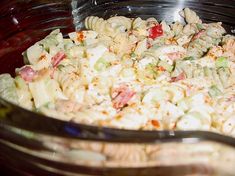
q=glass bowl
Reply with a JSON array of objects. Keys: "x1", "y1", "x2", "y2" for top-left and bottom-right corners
[{"x1": 0, "y1": 0, "x2": 235, "y2": 175}]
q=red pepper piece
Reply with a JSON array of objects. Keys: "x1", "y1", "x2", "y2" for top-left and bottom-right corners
[
  {"x1": 170, "y1": 72, "x2": 186, "y2": 82},
  {"x1": 112, "y1": 85, "x2": 135, "y2": 109},
  {"x1": 191, "y1": 29, "x2": 205, "y2": 41},
  {"x1": 149, "y1": 24, "x2": 163, "y2": 40},
  {"x1": 18, "y1": 66, "x2": 37, "y2": 82},
  {"x1": 51, "y1": 51, "x2": 66, "y2": 68}
]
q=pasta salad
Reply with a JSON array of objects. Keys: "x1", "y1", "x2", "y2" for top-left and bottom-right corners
[{"x1": 1, "y1": 8, "x2": 235, "y2": 137}]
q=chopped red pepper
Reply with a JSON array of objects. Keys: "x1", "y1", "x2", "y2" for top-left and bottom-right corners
[
  {"x1": 170, "y1": 72, "x2": 186, "y2": 82},
  {"x1": 112, "y1": 85, "x2": 135, "y2": 109},
  {"x1": 18, "y1": 66, "x2": 37, "y2": 82},
  {"x1": 51, "y1": 51, "x2": 66, "y2": 68},
  {"x1": 148, "y1": 24, "x2": 163, "y2": 40}
]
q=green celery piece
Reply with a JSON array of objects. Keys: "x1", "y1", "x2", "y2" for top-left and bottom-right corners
[
  {"x1": 130, "y1": 52, "x2": 137, "y2": 58},
  {"x1": 94, "y1": 58, "x2": 110, "y2": 72},
  {"x1": 0, "y1": 74, "x2": 19, "y2": 104},
  {"x1": 203, "y1": 67, "x2": 210, "y2": 77},
  {"x1": 218, "y1": 67, "x2": 231, "y2": 88},
  {"x1": 63, "y1": 39, "x2": 74, "y2": 50},
  {"x1": 22, "y1": 51, "x2": 30, "y2": 64},
  {"x1": 57, "y1": 64, "x2": 65, "y2": 71},
  {"x1": 208, "y1": 85, "x2": 222, "y2": 97},
  {"x1": 196, "y1": 23, "x2": 204, "y2": 30},
  {"x1": 215, "y1": 57, "x2": 228, "y2": 68},
  {"x1": 39, "y1": 29, "x2": 60, "y2": 51},
  {"x1": 145, "y1": 63, "x2": 158, "y2": 79}
]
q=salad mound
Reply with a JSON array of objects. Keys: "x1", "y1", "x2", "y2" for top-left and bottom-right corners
[{"x1": 1, "y1": 8, "x2": 235, "y2": 137}]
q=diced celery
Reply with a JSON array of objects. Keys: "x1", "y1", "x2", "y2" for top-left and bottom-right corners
[
  {"x1": 94, "y1": 58, "x2": 110, "y2": 72},
  {"x1": 26, "y1": 43, "x2": 43, "y2": 65},
  {"x1": 29, "y1": 80, "x2": 53, "y2": 108},
  {"x1": 145, "y1": 63, "x2": 158, "y2": 79},
  {"x1": 15, "y1": 76, "x2": 33, "y2": 110},
  {"x1": 39, "y1": 29, "x2": 61, "y2": 51},
  {"x1": 130, "y1": 52, "x2": 137, "y2": 58},
  {"x1": 0, "y1": 74, "x2": 18, "y2": 104},
  {"x1": 196, "y1": 23, "x2": 204, "y2": 30},
  {"x1": 63, "y1": 39, "x2": 74, "y2": 50},
  {"x1": 173, "y1": 60, "x2": 193, "y2": 78},
  {"x1": 215, "y1": 57, "x2": 228, "y2": 68},
  {"x1": 22, "y1": 51, "x2": 29, "y2": 64},
  {"x1": 218, "y1": 67, "x2": 231, "y2": 88},
  {"x1": 203, "y1": 67, "x2": 210, "y2": 77},
  {"x1": 208, "y1": 85, "x2": 222, "y2": 97},
  {"x1": 57, "y1": 64, "x2": 65, "y2": 71}
]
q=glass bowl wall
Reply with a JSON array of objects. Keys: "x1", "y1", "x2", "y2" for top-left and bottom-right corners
[{"x1": 0, "y1": 0, "x2": 235, "y2": 175}]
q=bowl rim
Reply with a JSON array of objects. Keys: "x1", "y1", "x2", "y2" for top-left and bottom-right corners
[{"x1": 1, "y1": 97, "x2": 235, "y2": 147}]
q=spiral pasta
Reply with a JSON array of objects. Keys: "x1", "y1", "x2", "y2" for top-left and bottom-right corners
[
  {"x1": 187, "y1": 22, "x2": 225, "y2": 58},
  {"x1": 103, "y1": 144, "x2": 147, "y2": 162},
  {"x1": 107, "y1": 16, "x2": 132, "y2": 31},
  {"x1": 170, "y1": 21, "x2": 184, "y2": 36},
  {"x1": 85, "y1": 16, "x2": 114, "y2": 37},
  {"x1": 111, "y1": 32, "x2": 133, "y2": 56},
  {"x1": 172, "y1": 60, "x2": 234, "y2": 89},
  {"x1": 132, "y1": 17, "x2": 146, "y2": 30},
  {"x1": 222, "y1": 35, "x2": 235, "y2": 59},
  {"x1": 54, "y1": 70, "x2": 84, "y2": 103},
  {"x1": 179, "y1": 7, "x2": 202, "y2": 24},
  {"x1": 132, "y1": 17, "x2": 148, "y2": 36},
  {"x1": 85, "y1": 16, "x2": 131, "y2": 38}
]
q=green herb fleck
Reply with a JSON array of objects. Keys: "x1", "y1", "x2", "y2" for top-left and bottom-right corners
[
  {"x1": 57, "y1": 64, "x2": 65, "y2": 71},
  {"x1": 196, "y1": 23, "x2": 204, "y2": 30},
  {"x1": 130, "y1": 52, "x2": 136, "y2": 58}
]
